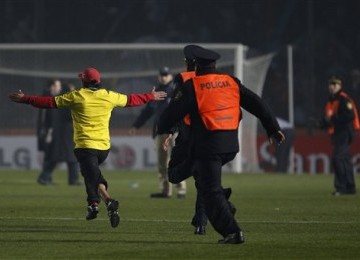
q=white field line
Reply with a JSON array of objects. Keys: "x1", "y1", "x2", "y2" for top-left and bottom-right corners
[{"x1": 0, "y1": 216, "x2": 357, "y2": 224}]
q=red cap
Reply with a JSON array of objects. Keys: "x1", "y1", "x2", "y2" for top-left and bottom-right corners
[{"x1": 78, "y1": 67, "x2": 101, "y2": 83}]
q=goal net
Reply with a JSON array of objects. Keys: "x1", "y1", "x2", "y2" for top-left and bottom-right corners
[{"x1": 0, "y1": 44, "x2": 273, "y2": 172}]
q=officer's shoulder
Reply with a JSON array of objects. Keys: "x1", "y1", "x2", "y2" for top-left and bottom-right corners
[
  {"x1": 338, "y1": 92, "x2": 352, "y2": 102},
  {"x1": 228, "y1": 75, "x2": 242, "y2": 85},
  {"x1": 174, "y1": 73, "x2": 183, "y2": 82},
  {"x1": 337, "y1": 92, "x2": 354, "y2": 110},
  {"x1": 182, "y1": 78, "x2": 194, "y2": 88},
  {"x1": 174, "y1": 73, "x2": 193, "y2": 86},
  {"x1": 173, "y1": 80, "x2": 193, "y2": 101}
]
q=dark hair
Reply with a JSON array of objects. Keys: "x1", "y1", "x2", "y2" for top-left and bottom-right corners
[
  {"x1": 46, "y1": 79, "x2": 60, "y2": 88},
  {"x1": 83, "y1": 80, "x2": 102, "y2": 90}
]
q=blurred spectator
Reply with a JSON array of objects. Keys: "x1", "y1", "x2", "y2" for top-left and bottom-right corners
[
  {"x1": 321, "y1": 76, "x2": 358, "y2": 195},
  {"x1": 37, "y1": 80, "x2": 61, "y2": 153},
  {"x1": 37, "y1": 81, "x2": 80, "y2": 185},
  {"x1": 129, "y1": 67, "x2": 187, "y2": 198}
]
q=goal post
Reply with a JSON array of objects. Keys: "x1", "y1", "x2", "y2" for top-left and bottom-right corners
[{"x1": 0, "y1": 43, "x2": 272, "y2": 172}]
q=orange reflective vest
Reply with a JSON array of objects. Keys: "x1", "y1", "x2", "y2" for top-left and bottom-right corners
[
  {"x1": 325, "y1": 91, "x2": 360, "y2": 134},
  {"x1": 192, "y1": 74, "x2": 241, "y2": 131},
  {"x1": 180, "y1": 71, "x2": 196, "y2": 126},
  {"x1": 180, "y1": 71, "x2": 196, "y2": 82}
]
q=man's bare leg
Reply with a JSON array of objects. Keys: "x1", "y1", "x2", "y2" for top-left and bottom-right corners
[{"x1": 98, "y1": 183, "x2": 111, "y2": 203}]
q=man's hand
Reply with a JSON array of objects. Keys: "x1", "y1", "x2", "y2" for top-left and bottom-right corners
[
  {"x1": 152, "y1": 87, "x2": 167, "y2": 101},
  {"x1": 269, "y1": 130, "x2": 285, "y2": 145},
  {"x1": 9, "y1": 90, "x2": 25, "y2": 103},
  {"x1": 162, "y1": 134, "x2": 173, "y2": 151}
]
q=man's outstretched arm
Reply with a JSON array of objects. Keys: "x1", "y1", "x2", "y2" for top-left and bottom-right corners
[
  {"x1": 125, "y1": 87, "x2": 167, "y2": 107},
  {"x1": 9, "y1": 90, "x2": 57, "y2": 108}
]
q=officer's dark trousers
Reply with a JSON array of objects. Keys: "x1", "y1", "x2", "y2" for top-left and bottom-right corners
[
  {"x1": 191, "y1": 177, "x2": 208, "y2": 226},
  {"x1": 168, "y1": 142, "x2": 208, "y2": 226},
  {"x1": 331, "y1": 130, "x2": 356, "y2": 194},
  {"x1": 194, "y1": 153, "x2": 240, "y2": 237},
  {"x1": 74, "y1": 148, "x2": 109, "y2": 204},
  {"x1": 168, "y1": 141, "x2": 193, "y2": 184}
]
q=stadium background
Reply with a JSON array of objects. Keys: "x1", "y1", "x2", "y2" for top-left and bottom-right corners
[
  {"x1": 1, "y1": 0, "x2": 360, "y2": 174},
  {"x1": 1, "y1": 1, "x2": 360, "y2": 259}
]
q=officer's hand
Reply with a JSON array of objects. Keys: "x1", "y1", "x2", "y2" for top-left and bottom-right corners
[
  {"x1": 152, "y1": 86, "x2": 167, "y2": 101},
  {"x1": 9, "y1": 90, "x2": 25, "y2": 103},
  {"x1": 128, "y1": 127, "x2": 137, "y2": 136},
  {"x1": 163, "y1": 134, "x2": 173, "y2": 151},
  {"x1": 269, "y1": 130, "x2": 285, "y2": 145}
]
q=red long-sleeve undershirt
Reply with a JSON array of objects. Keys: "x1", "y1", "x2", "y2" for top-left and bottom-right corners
[
  {"x1": 126, "y1": 93, "x2": 154, "y2": 107},
  {"x1": 20, "y1": 96, "x2": 56, "y2": 108},
  {"x1": 20, "y1": 93, "x2": 154, "y2": 108}
]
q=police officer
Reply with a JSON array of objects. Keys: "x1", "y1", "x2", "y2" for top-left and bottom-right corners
[
  {"x1": 163, "y1": 45, "x2": 207, "y2": 234},
  {"x1": 129, "y1": 67, "x2": 187, "y2": 198},
  {"x1": 163, "y1": 45, "x2": 235, "y2": 235},
  {"x1": 323, "y1": 76, "x2": 359, "y2": 195},
  {"x1": 158, "y1": 46, "x2": 285, "y2": 244}
]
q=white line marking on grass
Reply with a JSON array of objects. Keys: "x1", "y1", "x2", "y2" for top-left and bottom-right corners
[{"x1": 0, "y1": 217, "x2": 357, "y2": 224}]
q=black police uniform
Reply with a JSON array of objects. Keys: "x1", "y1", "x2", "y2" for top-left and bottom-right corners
[
  {"x1": 323, "y1": 90, "x2": 357, "y2": 194},
  {"x1": 168, "y1": 75, "x2": 209, "y2": 230},
  {"x1": 165, "y1": 45, "x2": 208, "y2": 230},
  {"x1": 158, "y1": 47, "x2": 280, "y2": 241}
]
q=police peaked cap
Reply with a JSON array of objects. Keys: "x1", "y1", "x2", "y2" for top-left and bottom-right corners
[
  {"x1": 159, "y1": 66, "x2": 171, "y2": 75},
  {"x1": 190, "y1": 46, "x2": 221, "y2": 65},
  {"x1": 183, "y1": 44, "x2": 202, "y2": 60}
]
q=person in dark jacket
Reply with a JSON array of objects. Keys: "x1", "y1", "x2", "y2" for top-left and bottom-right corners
[
  {"x1": 36, "y1": 80, "x2": 60, "y2": 153},
  {"x1": 129, "y1": 67, "x2": 187, "y2": 198},
  {"x1": 158, "y1": 45, "x2": 285, "y2": 244},
  {"x1": 322, "y1": 76, "x2": 359, "y2": 195},
  {"x1": 162, "y1": 45, "x2": 235, "y2": 236},
  {"x1": 37, "y1": 82, "x2": 80, "y2": 185}
]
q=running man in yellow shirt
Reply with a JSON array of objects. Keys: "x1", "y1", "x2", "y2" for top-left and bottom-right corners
[{"x1": 9, "y1": 67, "x2": 167, "y2": 228}]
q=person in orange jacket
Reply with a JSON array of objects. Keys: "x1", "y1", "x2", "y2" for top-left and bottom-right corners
[
  {"x1": 162, "y1": 45, "x2": 235, "y2": 236},
  {"x1": 322, "y1": 76, "x2": 359, "y2": 195}
]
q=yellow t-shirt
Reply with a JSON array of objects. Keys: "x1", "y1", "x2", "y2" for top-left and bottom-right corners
[{"x1": 54, "y1": 88, "x2": 128, "y2": 150}]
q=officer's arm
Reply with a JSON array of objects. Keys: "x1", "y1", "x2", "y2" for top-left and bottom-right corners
[
  {"x1": 158, "y1": 82, "x2": 192, "y2": 134},
  {"x1": 172, "y1": 74, "x2": 183, "y2": 93},
  {"x1": 239, "y1": 84, "x2": 280, "y2": 137},
  {"x1": 132, "y1": 103, "x2": 155, "y2": 129},
  {"x1": 331, "y1": 97, "x2": 355, "y2": 125},
  {"x1": 164, "y1": 74, "x2": 185, "y2": 134}
]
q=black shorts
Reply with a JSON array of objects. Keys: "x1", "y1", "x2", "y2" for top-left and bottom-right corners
[{"x1": 74, "y1": 148, "x2": 110, "y2": 188}]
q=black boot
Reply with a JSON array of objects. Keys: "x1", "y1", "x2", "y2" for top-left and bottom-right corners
[
  {"x1": 106, "y1": 199, "x2": 120, "y2": 228},
  {"x1": 86, "y1": 203, "x2": 99, "y2": 220},
  {"x1": 194, "y1": 225, "x2": 206, "y2": 235},
  {"x1": 218, "y1": 231, "x2": 245, "y2": 244}
]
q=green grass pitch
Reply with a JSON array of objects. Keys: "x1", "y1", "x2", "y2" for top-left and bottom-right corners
[{"x1": 0, "y1": 170, "x2": 359, "y2": 259}]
